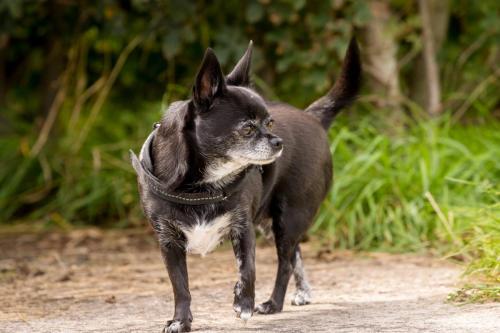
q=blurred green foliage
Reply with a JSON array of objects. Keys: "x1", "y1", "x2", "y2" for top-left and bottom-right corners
[
  {"x1": 0, "y1": 0, "x2": 498, "y2": 264},
  {"x1": 2, "y1": 0, "x2": 498, "y2": 110},
  {"x1": 318, "y1": 114, "x2": 499, "y2": 250}
]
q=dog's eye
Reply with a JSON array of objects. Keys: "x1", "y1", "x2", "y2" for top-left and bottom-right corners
[
  {"x1": 266, "y1": 119, "x2": 274, "y2": 130},
  {"x1": 241, "y1": 124, "x2": 255, "y2": 137}
]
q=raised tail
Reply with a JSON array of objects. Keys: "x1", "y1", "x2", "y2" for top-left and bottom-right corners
[{"x1": 305, "y1": 37, "x2": 362, "y2": 129}]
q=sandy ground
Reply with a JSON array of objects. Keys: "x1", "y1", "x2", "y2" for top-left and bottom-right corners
[{"x1": 0, "y1": 228, "x2": 498, "y2": 333}]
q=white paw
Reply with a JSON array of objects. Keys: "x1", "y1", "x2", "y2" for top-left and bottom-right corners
[
  {"x1": 291, "y1": 289, "x2": 311, "y2": 306},
  {"x1": 234, "y1": 304, "x2": 253, "y2": 322},
  {"x1": 164, "y1": 320, "x2": 189, "y2": 333},
  {"x1": 239, "y1": 310, "x2": 252, "y2": 322}
]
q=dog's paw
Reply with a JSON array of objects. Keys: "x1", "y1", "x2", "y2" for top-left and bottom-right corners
[
  {"x1": 234, "y1": 304, "x2": 253, "y2": 322},
  {"x1": 233, "y1": 281, "x2": 254, "y2": 322},
  {"x1": 255, "y1": 299, "x2": 282, "y2": 315},
  {"x1": 291, "y1": 289, "x2": 311, "y2": 306},
  {"x1": 233, "y1": 298, "x2": 254, "y2": 322},
  {"x1": 163, "y1": 320, "x2": 191, "y2": 333}
]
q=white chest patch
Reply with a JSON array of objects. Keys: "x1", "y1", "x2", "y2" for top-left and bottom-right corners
[{"x1": 182, "y1": 213, "x2": 233, "y2": 256}]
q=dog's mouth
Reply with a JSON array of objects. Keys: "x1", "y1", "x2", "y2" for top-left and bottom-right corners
[{"x1": 233, "y1": 148, "x2": 283, "y2": 165}]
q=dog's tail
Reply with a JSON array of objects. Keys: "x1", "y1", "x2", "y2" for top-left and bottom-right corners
[{"x1": 305, "y1": 38, "x2": 361, "y2": 129}]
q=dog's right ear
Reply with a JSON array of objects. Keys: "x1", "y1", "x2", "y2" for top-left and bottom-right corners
[
  {"x1": 226, "y1": 41, "x2": 253, "y2": 86},
  {"x1": 192, "y1": 48, "x2": 226, "y2": 109}
]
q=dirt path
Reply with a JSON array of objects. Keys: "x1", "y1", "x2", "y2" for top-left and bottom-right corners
[{"x1": 0, "y1": 229, "x2": 498, "y2": 333}]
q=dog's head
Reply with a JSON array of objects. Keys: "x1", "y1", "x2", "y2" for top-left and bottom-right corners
[
  {"x1": 154, "y1": 43, "x2": 282, "y2": 187},
  {"x1": 191, "y1": 43, "x2": 283, "y2": 165}
]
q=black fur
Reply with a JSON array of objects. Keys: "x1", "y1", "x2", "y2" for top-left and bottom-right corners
[
  {"x1": 134, "y1": 39, "x2": 361, "y2": 333},
  {"x1": 226, "y1": 41, "x2": 253, "y2": 86},
  {"x1": 305, "y1": 38, "x2": 361, "y2": 128}
]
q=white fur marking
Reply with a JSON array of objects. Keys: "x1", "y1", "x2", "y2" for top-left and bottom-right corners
[
  {"x1": 203, "y1": 159, "x2": 246, "y2": 186},
  {"x1": 239, "y1": 310, "x2": 252, "y2": 321},
  {"x1": 183, "y1": 213, "x2": 232, "y2": 256},
  {"x1": 228, "y1": 138, "x2": 283, "y2": 166},
  {"x1": 234, "y1": 280, "x2": 243, "y2": 297},
  {"x1": 292, "y1": 252, "x2": 312, "y2": 305},
  {"x1": 292, "y1": 288, "x2": 312, "y2": 306},
  {"x1": 236, "y1": 258, "x2": 243, "y2": 278},
  {"x1": 166, "y1": 321, "x2": 182, "y2": 332}
]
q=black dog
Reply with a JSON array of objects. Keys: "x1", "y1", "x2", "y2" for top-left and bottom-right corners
[{"x1": 131, "y1": 38, "x2": 361, "y2": 333}]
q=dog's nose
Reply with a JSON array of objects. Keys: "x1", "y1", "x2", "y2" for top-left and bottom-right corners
[{"x1": 270, "y1": 137, "x2": 283, "y2": 149}]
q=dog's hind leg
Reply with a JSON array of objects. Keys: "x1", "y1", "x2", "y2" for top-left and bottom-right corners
[
  {"x1": 255, "y1": 206, "x2": 310, "y2": 314},
  {"x1": 255, "y1": 232, "x2": 296, "y2": 314},
  {"x1": 291, "y1": 245, "x2": 312, "y2": 306}
]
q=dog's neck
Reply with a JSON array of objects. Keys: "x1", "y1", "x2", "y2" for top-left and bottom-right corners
[
  {"x1": 201, "y1": 158, "x2": 248, "y2": 189},
  {"x1": 180, "y1": 153, "x2": 249, "y2": 191},
  {"x1": 160, "y1": 141, "x2": 248, "y2": 192}
]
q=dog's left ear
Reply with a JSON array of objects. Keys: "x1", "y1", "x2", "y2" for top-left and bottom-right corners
[
  {"x1": 226, "y1": 41, "x2": 253, "y2": 86},
  {"x1": 193, "y1": 48, "x2": 226, "y2": 109}
]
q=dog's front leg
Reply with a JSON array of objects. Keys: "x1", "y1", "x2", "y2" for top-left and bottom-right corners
[
  {"x1": 231, "y1": 223, "x2": 256, "y2": 321},
  {"x1": 160, "y1": 243, "x2": 192, "y2": 333}
]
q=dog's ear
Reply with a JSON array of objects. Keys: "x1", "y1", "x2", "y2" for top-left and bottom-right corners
[
  {"x1": 193, "y1": 48, "x2": 226, "y2": 109},
  {"x1": 153, "y1": 102, "x2": 189, "y2": 189},
  {"x1": 226, "y1": 41, "x2": 253, "y2": 86}
]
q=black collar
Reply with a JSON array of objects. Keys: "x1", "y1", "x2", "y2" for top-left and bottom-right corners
[{"x1": 130, "y1": 127, "x2": 255, "y2": 205}]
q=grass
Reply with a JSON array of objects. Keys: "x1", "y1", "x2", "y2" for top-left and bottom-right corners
[
  {"x1": 312, "y1": 113, "x2": 499, "y2": 302},
  {"x1": 448, "y1": 284, "x2": 500, "y2": 304},
  {"x1": 1, "y1": 101, "x2": 499, "y2": 302},
  {"x1": 445, "y1": 188, "x2": 500, "y2": 303},
  {"x1": 0, "y1": 101, "x2": 163, "y2": 227}
]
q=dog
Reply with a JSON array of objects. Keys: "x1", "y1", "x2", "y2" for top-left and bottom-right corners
[{"x1": 131, "y1": 38, "x2": 361, "y2": 333}]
